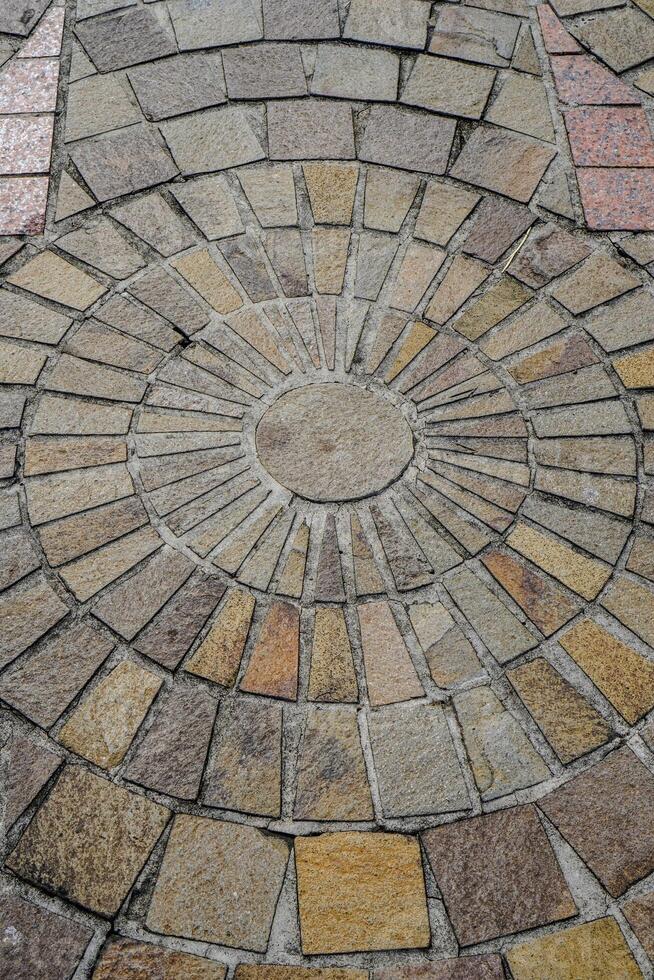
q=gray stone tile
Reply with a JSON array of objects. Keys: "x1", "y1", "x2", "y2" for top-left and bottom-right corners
[
  {"x1": 223, "y1": 42, "x2": 306, "y2": 99},
  {"x1": 161, "y1": 106, "x2": 264, "y2": 175},
  {"x1": 344, "y1": 0, "x2": 430, "y2": 49},
  {"x1": 359, "y1": 105, "x2": 456, "y2": 175},
  {"x1": 0, "y1": 895, "x2": 93, "y2": 980},
  {"x1": 75, "y1": 7, "x2": 177, "y2": 72},
  {"x1": 268, "y1": 100, "x2": 355, "y2": 160},
  {"x1": 311, "y1": 44, "x2": 400, "y2": 101},
  {"x1": 169, "y1": 0, "x2": 263, "y2": 50},
  {"x1": 402, "y1": 55, "x2": 496, "y2": 120},
  {"x1": 69, "y1": 126, "x2": 178, "y2": 202},
  {"x1": 263, "y1": 0, "x2": 340, "y2": 39},
  {"x1": 127, "y1": 53, "x2": 226, "y2": 121}
]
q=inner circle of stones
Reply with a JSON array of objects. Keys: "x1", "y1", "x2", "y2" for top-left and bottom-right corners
[{"x1": 16, "y1": 163, "x2": 642, "y2": 822}]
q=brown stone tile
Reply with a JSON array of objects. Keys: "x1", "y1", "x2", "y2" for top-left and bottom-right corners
[
  {"x1": 308, "y1": 605, "x2": 358, "y2": 702},
  {"x1": 147, "y1": 815, "x2": 289, "y2": 950},
  {"x1": 565, "y1": 107, "x2": 654, "y2": 167},
  {"x1": 507, "y1": 658, "x2": 613, "y2": 763},
  {"x1": 507, "y1": 917, "x2": 642, "y2": 979},
  {"x1": 559, "y1": 618, "x2": 654, "y2": 724},
  {"x1": 577, "y1": 168, "x2": 654, "y2": 232},
  {"x1": 7, "y1": 767, "x2": 169, "y2": 916},
  {"x1": 5, "y1": 734, "x2": 61, "y2": 827},
  {"x1": 0, "y1": 573, "x2": 69, "y2": 670},
  {"x1": 357, "y1": 600, "x2": 424, "y2": 705},
  {"x1": 622, "y1": 891, "x2": 654, "y2": 961},
  {"x1": 541, "y1": 747, "x2": 654, "y2": 897},
  {"x1": 58, "y1": 661, "x2": 162, "y2": 769},
  {"x1": 294, "y1": 705, "x2": 373, "y2": 821},
  {"x1": 295, "y1": 832, "x2": 430, "y2": 954},
  {"x1": 462, "y1": 196, "x2": 534, "y2": 263},
  {"x1": 203, "y1": 698, "x2": 282, "y2": 817},
  {"x1": 506, "y1": 522, "x2": 612, "y2": 599},
  {"x1": 92, "y1": 938, "x2": 227, "y2": 979},
  {"x1": 123, "y1": 687, "x2": 216, "y2": 800},
  {"x1": 239, "y1": 600, "x2": 300, "y2": 700},
  {"x1": 184, "y1": 588, "x2": 255, "y2": 686},
  {"x1": 481, "y1": 547, "x2": 580, "y2": 635},
  {"x1": 7, "y1": 250, "x2": 106, "y2": 311},
  {"x1": 0, "y1": 895, "x2": 93, "y2": 980},
  {"x1": 374, "y1": 956, "x2": 504, "y2": 979},
  {"x1": 601, "y1": 575, "x2": 654, "y2": 648},
  {"x1": 508, "y1": 223, "x2": 591, "y2": 288},
  {"x1": 570, "y1": 6, "x2": 654, "y2": 73},
  {"x1": 423, "y1": 806, "x2": 576, "y2": 945},
  {"x1": 236, "y1": 968, "x2": 366, "y2": 980}
]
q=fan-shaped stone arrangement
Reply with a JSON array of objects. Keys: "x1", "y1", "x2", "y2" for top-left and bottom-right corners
[{"x1": 2, "y1": 1, "x2": 654, "y2": 978}]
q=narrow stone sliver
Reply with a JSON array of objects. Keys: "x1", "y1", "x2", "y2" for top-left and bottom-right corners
[{"x1": 1, "y1": 1, "x2": 654, "y2": 978}]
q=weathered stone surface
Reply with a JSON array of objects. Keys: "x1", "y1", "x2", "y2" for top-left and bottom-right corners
[
  {"x1": 65, "y1": 74, "x2": 142, "y2": 143},
  {"x1": 375, "y1": 958, "x2": 504, "y2": 980},
  {"x1": 124, "y1": 687, "x2": 216, "y2": 799},
  {"x1": 402, "y1": 55, "x2": 496, "y2": 120},
  {"x1": 450, "y1": 128, "x2": 556, "y2": 203},
  {"x1": 295, "y1": 832, "x2": 430, "y2": 954},
  {"x1": 507, "y1": 917, "x2": 642, "y2": 979},
  {"x1": 481, "y1": 547, "x2": 579, "y2": 635},
  {"x1": 58, "y1": 660, "x2": 162, "y2": 769},
  {"x1": 173, "y1": 249, "x2": 243, "y2": 314},
  {"x1": 69, "y1": 127, "x2": 178, "y2": 202},
  {"x1": 92, "y1": 939, "x2": 227, "y2": 979},
  {"x1": 506, "y1": 522, "x2": 611, "y2": 600},
  {"x1": 423, "y1": 806, "x2": 576, "y2": 945},
  {"x1": 541, "y1": 747, "x2": 654, "y2": 897},
  {"x1": 462, "y1": 196, "x2": 534, "y2": 263},
  {"x1": 128, "y1": 52, "x2": 226, "y2": 120},
  {"x1": 0, "y1": 573, "x2": 68, "y2": 669},
  {"x1": 92, "y1": 547, "x2": 193, "y2": 640},
  {"x1": 236, "y1": 969, "x2": 366, "y2": 980},
  {"x1": 0, "y1": 0, "x2": 50, "y2": 36},
  {"x1": 359, "y1": 105, "x2": 456, "y2": 175},
  {"x1": 415, "y1": 180, "x2": 480, "y2": 246},
  {"x1": 558, "y1": 618, "x2": 654, "y2": 724},
  {"x1": 263, "y1": 0, "x2": 339, "y2": 39},
  {"x1": 408, "y1": 601, "x2": 484, "y2": 687},
  {"x1": 8, "y1": 250, "x2": 106, "y2": 311},
  {"x1": 5, "y1": 734, "x2": 61, "y2": 827},
  {"x1": 358, "y1": 600, "x2": 424, "y2": 705},
  {"x1": 344, "y1": 0, "x2": 429, "y2": 49},
  {"x1": 257, "y1": 383, "x2": 413, "y2": 502},
  {"x1": 268, "y1": 100, "x2": 355, "y2": 160},
  {"x1": 571, "y1": 7, "x2": 654, "y2": 72},
  {"x1": 204, "y1": 698, "x2": 283, "y2": 816},
  {"x1": 550, "y1": 251, "x2": 640, "y2": 315},
  {"x1": 0, "y1": 895, "x2": 93, "y2": 980},
  {"x1": 307, "y1": 606, "x2": 357, "y2": 702},
  {"x1": 508, "y1": 658, "x2": 612, "y2": 763},
  {"x1": 454, "y1": 686, "x2": 550, "y2": 799},
  {"x1": 239, "y1": 600, "x2": 300, "y2": 699},
  {"x1": 170, "y1": 0, "x2": 262, "y2": 49},
  {"x1": 369, "y1": 702, "x2": 470, "y2": 817},
  {"x1": 112, "y1": 191, "x2": 195, "y2": 256},
  {"x1": 312, "y1": 44, "x2": 399, "y2": 102},
  {"x1": 224, "y1": 42, "x2": 306, "y2": 99},
  {"x1": 295, "y1": 705, "x2": 373, "y2": 821},
  {"x1": 75, "y1": 7, "x2": 176, "y2": 71},
  {"x1": 185, "y1": 588, "x2": 255, "y2": 686},
  {"x1": 161, "y1": 107, "x2": 264, "y2": 175},
  {"x1": 133, "y1": 573, "x2": 225, "y2": 669},
  {"x1": 7, "y1": 767, "x2": 169, "y2": 916},
  {"x1": 431, "y1": 5, "x2": 520, "y2": 65},
  {"x1": 147, "y1": 815, "x2": 289, "y2": 950},
  {"x1": 623, "y1": 892, "x2": 654, "y2": 961},
  {"x1": 486, "y1": 73, "x2": 554, "y2": 142},
  {"x1": 364, "y1": 166, "x2": 420, "y2": 233}
]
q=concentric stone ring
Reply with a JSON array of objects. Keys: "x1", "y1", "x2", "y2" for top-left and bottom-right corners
[{"x1": 1, "y1": 1, "x2": 654, "y2": 977}]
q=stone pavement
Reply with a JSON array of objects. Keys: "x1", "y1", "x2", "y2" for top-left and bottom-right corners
[{"x1": 1, "y1": 1, "x2": 654, "y2": 978}]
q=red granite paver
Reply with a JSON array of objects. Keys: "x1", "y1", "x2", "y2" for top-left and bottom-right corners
[
  {"x1": 0, "y1": 176, "x2": 49, "y2": 233},
  {"x1": 537, "y1": 5, "x2": 582, "y2": 54},
  {"x1": 551, "y1": 55, "x2": 640, "y2": 105},
  {"x1": 565, "y1": 106, "x2": 654, "y2": 167},
  {"x1": 577, "y1": 167, "x2": 654, "y2": 230}
]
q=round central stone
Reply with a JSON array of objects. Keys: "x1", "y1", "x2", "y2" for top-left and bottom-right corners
[{"x1": 256, "y1": 383, "x2": 414, "y2": 502}]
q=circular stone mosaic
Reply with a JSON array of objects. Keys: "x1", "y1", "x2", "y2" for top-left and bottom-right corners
[{"x1": 2, "y1": 3, "x2": 654, "y2": 975}]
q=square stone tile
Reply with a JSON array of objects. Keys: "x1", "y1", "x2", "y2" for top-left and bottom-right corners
[
  {"x1": 577, "y1": 168, "x2": 654, "y2": 231},
  {"x1": 0, "y1": 58, "x2": 59, "y2": 114},
  {"x1": 0, "y1": 176, "x2": 48, "y2": 235},
  {"x1": 147, "y1": 815, "x2": 290, "y2": 950},
  {"x1": 565, "y1": 107, "x2": 654, "y2": 167},
  {"x1": 423, "y1": 806, "x2": 576, "y2": 945},
  {"x1": 0, "y1": 895, "x2": 93, "y2": 980},
  {"x1": 0, "y1": 116, "x2": 53, "y2": 175},
  {"x1": 311, "y1": 44, "x2": 399, "y2": 102},
  {"x1": 506, "y1": 917, "x2": 642, "y2": 980},
  {"x1": 69, "y1": 126, "x2": 178, "y2": 202},
  {"x1": 344, "y1": 0, "x2": 430, "y2": 50},
  {"x1": 75, "y1": 7, "x2": 177, "y2": 71},
  {"x1": 402, "y1": 55, "x2": 496, "y2": 120},
  {"x1": 161, "y1": 106, "x2": 264, "y2": 175},
  {"x1": 263, "y1": 0, "x2": 340, "y2": 40},
  {"x1": 170, "y1": 0, "x2": 262, "y2": 49},
  {"x1": 7, "y1": 767, "x2": 169, "y2": 916},
  {"x1": 268, "y1": 100, "x2": 355, "y2": 160},
  {"x1": 128, "y1": 53, "x2": 226, "y2": 121},
  {"x1": 359, "y1": 105, "x2": 456, "y2": 176},
  {"x1": 485, "y1": 73, "x2": 555, "y2": 143},
  {"x1": 65, "y1": 73, "x2": 143, "y2": 143},
  {"x1": 550, "y1": 251, "x2": 640, "y2": 313},
  {"x1": 0, "y1": 0, "x2": 50, "y2": 36},
  {"x1": 295, "y1": 832, "x2": 430, "y2": 954},
  {"x1": 223, "y1": 43, "x2": 306, "y2": 99},
  {"x1": 450, "y1": 127, "x2": 555, "y2": 202},
  {"x1": 540, "y1": 747, "x2": 654, "y2": 896}
]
